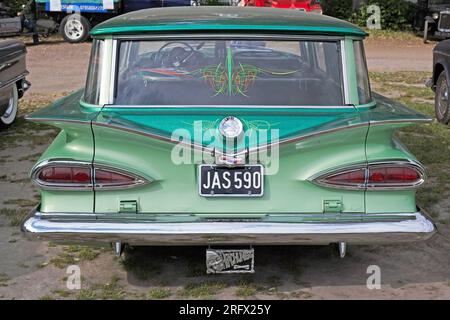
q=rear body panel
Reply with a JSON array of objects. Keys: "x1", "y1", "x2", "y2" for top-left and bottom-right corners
[{"x1": 27, "y1": 90, "x2": 431, "y2": 216}]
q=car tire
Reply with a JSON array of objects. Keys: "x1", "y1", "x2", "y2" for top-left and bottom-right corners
[
  {"x1": 60, "y1": 14, "x2": 90, "y2": 43},
  {"x1": 0, "y1": 84, "x2": 18, "y2": 128},
  {"x1": 435, "y1": 72, "x2": 450, "y2": 124}
]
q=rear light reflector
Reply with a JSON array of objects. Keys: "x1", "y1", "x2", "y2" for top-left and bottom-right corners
[
  {"x1": 321, "y1": 169, "x2": 366, "y2": 188},
  {"x1": 94, "y1": 168, "x2": 145, "y2": 188},
  {"x1": 32, "y1": 161, "x2": 148, "y2": 190},
  {"x1": 312, "y1": 162, "x2": 425, "y2": 190}
]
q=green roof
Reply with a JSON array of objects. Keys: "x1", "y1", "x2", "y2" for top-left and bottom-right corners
[{"x1": 91, "y1": 7, "x2": 366, "y2": 37}]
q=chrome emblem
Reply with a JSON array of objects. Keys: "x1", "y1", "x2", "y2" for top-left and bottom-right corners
[{"x1": 219, "y1": 116, "x2": 243, "y2": 139}]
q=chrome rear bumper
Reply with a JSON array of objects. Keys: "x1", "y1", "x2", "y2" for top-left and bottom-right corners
[{"x1": 21, "y1": 207, "x2": 437, "y2": 245}]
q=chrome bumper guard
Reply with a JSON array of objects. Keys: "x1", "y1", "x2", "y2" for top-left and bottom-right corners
[{"x1": 21, "y1": 207, "x2": 436, "y2": 245}]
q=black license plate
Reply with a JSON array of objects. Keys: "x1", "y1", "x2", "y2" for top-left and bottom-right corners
[{"x1": 198, "y1": 165, "x2": 264, "y2": 197}]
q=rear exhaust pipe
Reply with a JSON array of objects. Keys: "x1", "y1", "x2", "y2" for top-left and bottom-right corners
[
  {"x1": 114, "y1": 242, "x2": 122, "y2": 257},
  {"x1": 338, "y1": 242, "x2": 346, "y2": 258}
]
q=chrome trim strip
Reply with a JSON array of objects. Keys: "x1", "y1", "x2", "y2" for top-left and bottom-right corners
[
  {"x1": 22, "y1": 207, "x2": 436, "y2": 245},
  {"x1": 0, "y1": 72, "x2": 29, "y2": 90},
  {"x1": 91, "y1": 119, "x2": 430, "y2": 155},
  {"x1": 25, "y1": 118, "x2": 431, "y2": 156}
]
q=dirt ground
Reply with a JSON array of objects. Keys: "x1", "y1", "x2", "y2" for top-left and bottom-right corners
[{"x1": 0, "y1": 36, "x2": 449, "y2": 300}]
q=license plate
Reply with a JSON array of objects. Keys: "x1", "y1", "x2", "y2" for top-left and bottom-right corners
[
  {"x1": 198, "y1": 165, "x2": 264, "y2": 197},
  {"x1": 206, "y1": 249, "x2": 255, "y2": 274}
]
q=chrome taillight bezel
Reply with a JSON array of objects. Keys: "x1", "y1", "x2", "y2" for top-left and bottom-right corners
[
  {"x1": 31, "y1": 160, "x2": 150, "y2": 191},
  {"x1": 310, "y1": 160, "x2": 426, "y2": 190}
]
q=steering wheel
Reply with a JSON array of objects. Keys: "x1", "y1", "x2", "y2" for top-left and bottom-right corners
[{"x1": 156, "y1": 41, "x2": 199, "y2": 67}]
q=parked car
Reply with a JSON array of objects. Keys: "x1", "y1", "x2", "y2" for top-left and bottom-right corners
[
  {"x1": 0, "y1": 40, "x2": 30, "y2": 127},
  {"x1": 33, "y1": 0, "x2": 196, "y2": 43},
  {"x1": 0, "y1": 2, "x2": 57, "y2": 41},
  {"x1": 22, "y1": 7, "x2": 436, "y2": 273},
  {"x1": 429, "y1": 39, "x2": 450, "y2": 122},
  {"x1": 240, "y1": 0, "x2": 322, "y2": 13},
  {"x1": 413, "y1": 0, "x2": 450, "y2": 43}
]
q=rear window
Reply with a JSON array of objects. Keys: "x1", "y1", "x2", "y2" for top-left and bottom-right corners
[{"x1": 115, "y1": 39, "x2": 344, "y2": 106}]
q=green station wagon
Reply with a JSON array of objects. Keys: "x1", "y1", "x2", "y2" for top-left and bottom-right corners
[{"x1": 22, "y1": 7, "x2": 436, "y2": 273}]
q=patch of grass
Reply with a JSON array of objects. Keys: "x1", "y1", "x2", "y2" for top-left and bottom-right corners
[
  {"x1": 235, "y1": 281, "x2": 258, "y2": 297},
  {"x1": 178, "y1": 281, "x2": 228, "y2": 299},
  {"x1": 3, "y1": 198, "x2": 37, "y2": 208},
  {"x1": 148, "y1": 287, "x2": 172, "y2": 299},
  {"x1": 38, "y1": 295, "x2": 54, "y2": 300},
  {"x1": 52, "y1": 289, "x2": 72, "y2": 298},
  {"x1": 77, "y1": 275, "x2": 125, "y2": 300},
  {"x1": 0, "y1": 208, "x2": 28, "y2": 226},
  {"x1": 18, "y1": 152, "x2": 42, "y2": 162},
  {"x1": 365, "y1": 29, "x2": 424, "y2": 42},
  {"x1": 0, "y1": 273, "x2": 9, "y2": 287},
  {"x1": 289, "y1": 291, "x2": 314, "y2": 299},
  {"x1": 50, "y1": 245, "x2": 103, "y2": 268}
]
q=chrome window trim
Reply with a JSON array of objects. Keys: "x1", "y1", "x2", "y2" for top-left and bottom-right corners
[
  {"x1": 98, "y1": 38, "x2": 115, "y2": 106},
  {"x1": 110, "y1": 34, "x2": 346, "y2": 41},
  {"x1": 106, "y1": 104, "x2": 353, "y2": 109},
  {"x1": 309, "y1": 160, "x2": 426, "y2": 191},
  {"x1": 111, "y1": 35, "x2": 348, "y2": 108},
  {"x1": 31, "y1": 159, "x2": 150, "y2": 191},
  {"x1": 340, "y1": 39, "x2": 350, "y2": 105}
]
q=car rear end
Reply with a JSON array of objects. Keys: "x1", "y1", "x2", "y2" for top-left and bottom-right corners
[{"x1": 21, "y1": 8, "x2": 436, "y2": 258}]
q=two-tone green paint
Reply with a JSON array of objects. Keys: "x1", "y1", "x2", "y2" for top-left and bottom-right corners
[
  {"x1": 90, "y1": 7, "x2": 367, "y2": 37},
  {"x1": 27, "y1": 7, "x2": 431, "y2": 221}
]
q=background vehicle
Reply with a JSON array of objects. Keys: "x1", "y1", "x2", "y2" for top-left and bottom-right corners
[
  {"x1": 240, "y1": 0, "x2": 322, "y2": 13},
  {"x1": 0, "y1": 2, "x2": 57, "y2": 39},
  {"x1": 34, "y1": 0, "x2": 195, "y2": 43},
  {"x1": 413, "y1": 0, "x2": 450, "y2": 42},
  {"x1": 430, "y1": 39, "x2": 450, "y2": 122},
  {"x1": 0, "y1": 40, "x2": 30, "y2": 127}
]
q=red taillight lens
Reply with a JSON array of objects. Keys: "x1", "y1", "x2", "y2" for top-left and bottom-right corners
[
  {"x1": 37, "y1": 166, "x2": 92, "y2": 186},
  {"x1": 367, "y1": 166, "x2": 422, "y2": 187},
  {"x1": 94, "y1": 168, "x2": 143, "y2": 188},
  {"x1": 314, "y1": 162, "x2": 424, "y2": 190},
  {"x1": 33, "y1": 161, "x2": 148, "y2": 190},
  {"x1": 324, "y1": 169, "x2": 366, "y2": 187}
]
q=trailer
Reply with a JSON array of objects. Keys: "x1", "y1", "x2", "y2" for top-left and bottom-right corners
[{"x1": 35, "y1": 0, "x2": 193, "y2": 43}]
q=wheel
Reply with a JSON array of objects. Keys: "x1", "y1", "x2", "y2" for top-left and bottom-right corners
[
  {"x1": 435, "y1": 72, "x2": 450, "y2": 124},
  {"x1": 0, "y1": 84, "x2": 18, "y2": 128},
  {"x1": 60, "y1": 14, "x2": 90, "y2": 43}
]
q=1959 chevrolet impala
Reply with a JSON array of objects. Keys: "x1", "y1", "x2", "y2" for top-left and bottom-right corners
[{"x1": 21, "y1": 7, "x2": 436, "y2": 273}]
